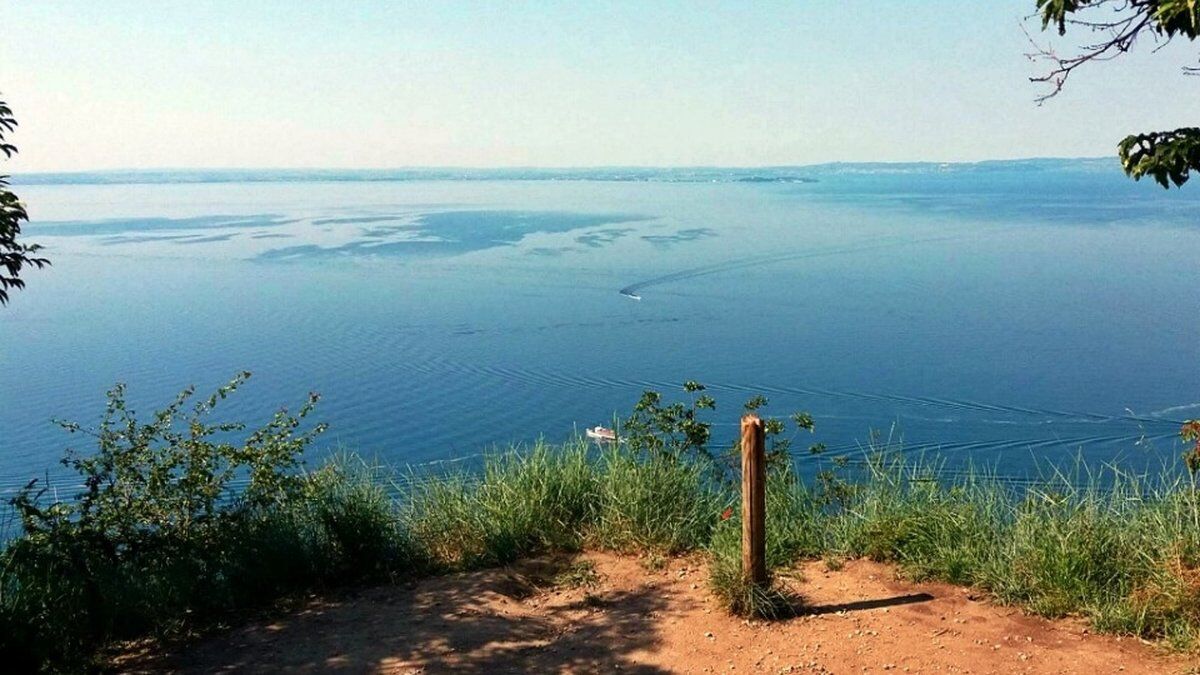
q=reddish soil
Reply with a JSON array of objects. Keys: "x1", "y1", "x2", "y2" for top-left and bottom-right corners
[{"x1": 118, "y1": 553, "x2": 1196, "y2": 674}]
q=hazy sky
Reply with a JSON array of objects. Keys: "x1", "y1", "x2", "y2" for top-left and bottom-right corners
[{"x1": 3, "y1": 1, "x2": 1198, "y2": 171}]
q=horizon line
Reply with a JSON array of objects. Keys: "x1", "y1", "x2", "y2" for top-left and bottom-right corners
[{"x1": 9, "y1": 155, "x2": 1121, "y2": 180}]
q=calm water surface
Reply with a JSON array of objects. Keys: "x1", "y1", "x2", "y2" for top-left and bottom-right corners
[{"x1": 3, "y1": 162, "x2": 1198, "y2": 492}]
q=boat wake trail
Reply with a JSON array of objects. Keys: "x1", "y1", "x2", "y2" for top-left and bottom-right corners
[
  {"x1": 618, "y1": 234, "x2": 957, "y2": 299},
  {"x1": 394, "y1": 355, "x2": 1188, "y2": 429}
]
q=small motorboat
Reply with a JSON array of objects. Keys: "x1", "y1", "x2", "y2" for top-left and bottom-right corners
[{"x1": 586, "y1": 425, "x2": 618, "y2": 444}]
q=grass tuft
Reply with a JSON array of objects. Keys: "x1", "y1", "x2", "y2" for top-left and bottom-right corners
[
  {"x1": 554, "y1": 559, "x2": 601, "y2": 590},
  {"x1": 706, "y1": 519, "x2": 794, "y2": 619}
]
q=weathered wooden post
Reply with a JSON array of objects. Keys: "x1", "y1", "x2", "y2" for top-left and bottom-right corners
[{"x1": 741, "y1": 414, "x2": 767, "y2": 586}]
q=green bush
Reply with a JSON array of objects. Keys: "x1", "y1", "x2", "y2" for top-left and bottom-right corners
[{"x1": 0, "y1": 374, "x2": 419, "y2": 671}]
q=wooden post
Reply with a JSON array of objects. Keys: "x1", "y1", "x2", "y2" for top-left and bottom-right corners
[{"x1": 741, "y1": 414, "x2": 767, "y2": 586}]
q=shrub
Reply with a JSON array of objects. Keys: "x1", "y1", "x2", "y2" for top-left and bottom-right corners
[{"x1": 0, "y1": 373, "x2": 384, "y2": 670}]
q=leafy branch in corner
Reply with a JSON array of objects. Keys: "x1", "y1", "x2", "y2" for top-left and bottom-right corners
[
  {"x1": 1027, "y1": 1, "x2": 1200, "y2": 187},
  {"x1": 0, "y1": 95, "x2": 48, "y2": 304}
]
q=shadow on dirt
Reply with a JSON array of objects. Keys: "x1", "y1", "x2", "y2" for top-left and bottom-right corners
[{"x1": 137, "y1": 556, "x2": 685, "y2": 674}]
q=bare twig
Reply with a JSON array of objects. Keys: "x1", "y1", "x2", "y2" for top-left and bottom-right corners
[
  {"x1": 1026, "y1": 0, "x2": 1200, "y2": 100},
  {"x1": 1026, "y1": 10, "x2": 1155, "y2": 103}
]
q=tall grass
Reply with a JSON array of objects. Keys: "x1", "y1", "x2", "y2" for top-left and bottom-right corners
[
  {"x1": 736, "y1": 454, "x2": 1200, "y2": 650},
  {"x1": 590, "y1": 447, "x2": 723, "y2": 553},
  {"x1": 403, "y1": 441, "x2": 598, "y2": 568},
  {"x1": 402, "y1": 441, "x2": 722, "y2": 568}
]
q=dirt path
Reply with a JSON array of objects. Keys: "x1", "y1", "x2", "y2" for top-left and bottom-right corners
[{"x1": 120, "y1": 553, "x2": 1195, "y2": 674}]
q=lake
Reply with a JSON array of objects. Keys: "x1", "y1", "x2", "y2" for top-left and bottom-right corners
[{"x1": 3, "y1": 160, "x2": 1198, "y2": 494}]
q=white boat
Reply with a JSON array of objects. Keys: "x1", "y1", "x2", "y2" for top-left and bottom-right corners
[{"x1": 586, "y1": 426, "x2": 618, "y2": 443}]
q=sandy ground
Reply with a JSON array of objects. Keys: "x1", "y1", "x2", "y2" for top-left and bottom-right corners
[{"x1": 118, "y1": 553, "x2": 1196, "y2": 674}]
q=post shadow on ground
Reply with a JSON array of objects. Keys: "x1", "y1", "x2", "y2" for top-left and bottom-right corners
[
  {"x1": 762, "y1": 589, "x2": 936, "y2": 620},
  {"x1": 803, "y1": 593, "x2": 936, "y2": 616}
]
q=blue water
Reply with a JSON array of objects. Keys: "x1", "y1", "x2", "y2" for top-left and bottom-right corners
[{"x1": 3, "y1": 160, "x2": 1198, "y2": 494}]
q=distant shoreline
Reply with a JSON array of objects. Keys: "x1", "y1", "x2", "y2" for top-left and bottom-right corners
[{"x1": 11, "y1": 157, "x2": 1122, "y2": 187}]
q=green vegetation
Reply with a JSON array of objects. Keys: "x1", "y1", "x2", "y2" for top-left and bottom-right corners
[
  {"x1": 1030, "y1": 1, "x2": 1200, "y2": 187},
  {"x1": 0, "y1": 95, "x2": 48, "y2": 305},
  {"x1": 2, "y1": 376, "x2": 1199, "y2": 671},
  {"x1": 0, "y1": 373, "x2": 421, "y2": 670}
]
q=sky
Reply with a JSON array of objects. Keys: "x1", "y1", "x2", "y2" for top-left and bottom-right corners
[{"x1": 2, "y1": 1, "x2": 1198, "y2": 171}]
